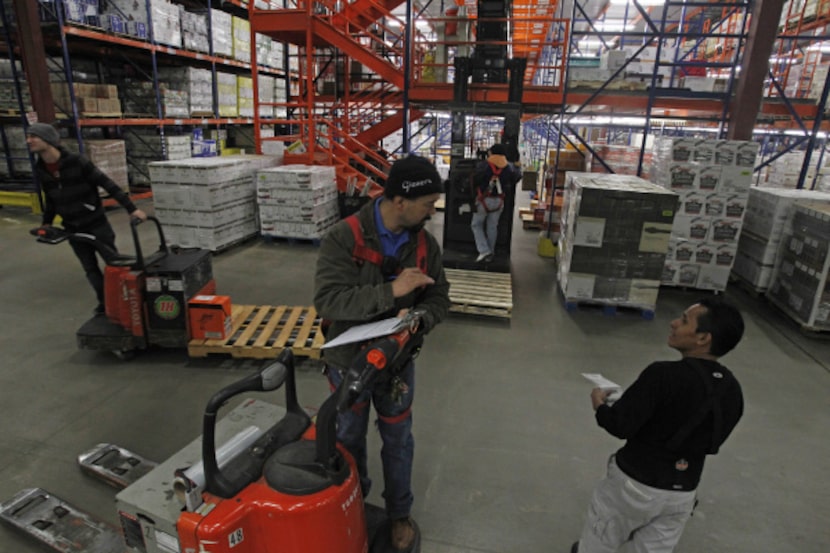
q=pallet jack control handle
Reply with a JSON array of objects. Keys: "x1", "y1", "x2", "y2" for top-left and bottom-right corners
[
  {"x1": 129, "y1": 216, "x2": 170, "y2": 270},
  {"x1": 202, "y1": 349, "x2": 294, "y2": 498}
]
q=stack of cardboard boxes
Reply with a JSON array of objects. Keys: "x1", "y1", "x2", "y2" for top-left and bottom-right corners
[
  {"x1": 101, "y1": 0, "x2": 181, "y2": 47},
  {"x1": 157, "y1": 67, "x2": 213, "y2": 117},
  {"x1": 256, "y1": 165, "x2": 340, "y2": 240},
  {"x1": 767, "y1": 202, "x2": 830, "y2": 331},
  {"x1": 558, "y1": 173, "x2": 678, "y2": 311},
  {"x1": 217, "y1": 72, "x2": 238, "y2": 117},
  {"x1": 51, "y1": 82, "x2": 122, "y2": 117},
  {"x1": 734, "y1": 188, "x2": 830, "y2": 292},
  {"x1": 149, "y1": 155, "x2": 278, "y2": 250},
  {"x1": 650, "y1": 137, "x2": 758, "y2": 291}
]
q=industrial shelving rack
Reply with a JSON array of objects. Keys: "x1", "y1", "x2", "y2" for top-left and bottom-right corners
[
  {"x1": 0, "y1": 0, "x2": 294, "y2": 193},
  {"x1": 0, "y1": 0, "x2": 39, "y2": 206},
  {"x1": 535, "y1": 0, "x2": 830, "y2": 193}
]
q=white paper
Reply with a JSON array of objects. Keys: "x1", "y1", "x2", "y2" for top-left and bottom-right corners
[
  {"x1": 581, "y1": 373, "x2": 621, "y2": 391},
  {"x1": 322, "y1": 317, "x2": 407, "y2": 349},
  {"x1": 582, "y1": 373, "x2": 622, "y2": 404}
]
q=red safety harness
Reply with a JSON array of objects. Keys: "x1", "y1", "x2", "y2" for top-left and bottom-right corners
[
  {"x1": 476, "y1": 162, "x2": 506, "y2": 213},
  {"x1": 345, "y1": 215, "x2": 428, "y2": 274}
]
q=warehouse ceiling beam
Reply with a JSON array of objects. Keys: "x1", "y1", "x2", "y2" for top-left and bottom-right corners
[
  {"x1": 12, "y1": 0, "x2": 55, "y2": 122},
  {"x1": 727, "y1": 0, "x2": 786, "y2": 140}
]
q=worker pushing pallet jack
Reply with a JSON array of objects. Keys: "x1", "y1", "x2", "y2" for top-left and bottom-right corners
[
  {"x1": 0, "y1": 311, "x2": 425, "y2": 553},
  {"x1": 32, "y1": 215, "x2": 216, "y2": 359}
]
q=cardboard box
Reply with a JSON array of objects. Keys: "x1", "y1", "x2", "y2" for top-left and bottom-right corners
[{"x1": 188, "y1": 295, "x2": 232, "y2": 340}]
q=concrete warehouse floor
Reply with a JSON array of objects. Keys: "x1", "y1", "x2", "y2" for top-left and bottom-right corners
[{"x1": 0, "y1": 195, "x2": 828, "y2": 553}]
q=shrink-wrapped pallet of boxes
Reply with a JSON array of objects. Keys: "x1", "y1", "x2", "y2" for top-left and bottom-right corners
[
  {"x1": 217, "y1": 72, "x2": 238, "y2": 117},
  {"x1": 0, "y1": 60, "x2": 32, "y2": 113},
  {"x1": 124, "y1": 131, "x2": 191, "y2": 186},
  {"x1": 557, "y1": 173, "x2": 678, "y2": 315},
  {"x1": 238, "y1": 76, "x2": 254, "y2": 118},
  {"x1": 734, "y1": 187, "x2": 830, "y2": 292},
  {"x1": 0, "y1": 126, "x2": 31, "y2": 177},
  {"x1": 149, "y1": 155, "x2": 278, "y2": 251},
  {"x1": 651, "y1": 137, "x2": 758, "y2": 291},
  {"x1": 102, "y1": 0, "x2": 181, "y2": 47},
  {"x1": 232, "y1": 16, "x2": 251, "y2": 64},
  {"x1": 256, "y1": 165, "x2": 339, "y2": 240},
  {"x1": 211, "y1": 9, "x2": 233, "y2": 58},
  {"x1": 179, "y1": 7, "x2": 209, "y2": 53},
  {"x1": 121, "y1": 81, "x2": 187, "y2": 118},
  {"x1": 258, "y1": 75, "x2": 275, "y2": 118},
  {"x1": 157, "y1": 67, "x2": 213, "y2": 116},
  {"x1": 767, "y1": 202, "x2": 830, "y2": 331}
]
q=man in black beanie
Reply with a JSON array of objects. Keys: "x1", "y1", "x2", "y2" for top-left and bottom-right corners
[
  {"x1": 27, "y1": 122, "x2": 147, "y2": 315},
  {"x1": 314, "y1": 155, "x2": 450, "y2": 551}
]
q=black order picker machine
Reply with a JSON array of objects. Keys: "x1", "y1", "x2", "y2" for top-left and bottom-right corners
[
  {"x1": 32, "y1": 216, "x2": 216, "y2": 359},
  {"x1": 0, "y1": 314, "x2": 426, "y2": 553}
]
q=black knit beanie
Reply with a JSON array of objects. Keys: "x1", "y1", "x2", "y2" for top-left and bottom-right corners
[{"x1": 384, "y1": 155, "x2": 444, "y2": 199}]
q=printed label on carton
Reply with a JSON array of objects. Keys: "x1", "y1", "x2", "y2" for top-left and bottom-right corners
[
  {"x1": 670, "y1": 163, "x2": 698, "y2": 189},
  {"x1": 705, "y1": 194, "x2": 725, "y2": 217}
]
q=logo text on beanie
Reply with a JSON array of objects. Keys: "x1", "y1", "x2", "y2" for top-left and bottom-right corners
[{"x1": 401, "y1": 178, "x2": 434, "y2": 193}]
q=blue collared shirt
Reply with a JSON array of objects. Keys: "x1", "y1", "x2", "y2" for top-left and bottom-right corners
[{"x1": 373, "y1": 197, "x2": 410, "y2": 263}]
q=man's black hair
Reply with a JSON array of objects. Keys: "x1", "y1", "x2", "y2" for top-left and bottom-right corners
[{"x1": 695, "y1": 297, "x2": 744, "y2": 357}]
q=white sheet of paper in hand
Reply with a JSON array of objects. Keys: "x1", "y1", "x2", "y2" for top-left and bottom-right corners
[
  {"x1": 581, "y1": 373, "x2": 622, "y2": 391},
  {"x1": 322, "y1": 317, "x2": 407, "y2": 349}
]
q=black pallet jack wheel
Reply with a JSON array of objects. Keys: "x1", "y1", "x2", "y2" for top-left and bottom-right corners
[{"x1": 111, "y1": 349, "x2": 137, "y2": 361}]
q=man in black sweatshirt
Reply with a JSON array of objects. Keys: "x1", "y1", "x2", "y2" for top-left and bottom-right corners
[
  {"x1": 27, "y1": 122, "x2": 147, "y2": 314},
  {"x1": 572, "y1": 297, "x2": 745, "y2": 553}
]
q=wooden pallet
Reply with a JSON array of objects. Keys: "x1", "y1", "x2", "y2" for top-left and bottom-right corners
[
  {"x1": 520, "y1": 212, "x2": 541, "y2": 230},
  {"x1": 81, "y1": 111, "x2": 124, "y2": 118},
  {"x1": 445, "y1": 268, "x2": 513, "y2": 319},
  {"x1": 562, "y1": 295, "x2": 655, "y2": 320},
  {"x1": 188, "y1": 305, "x2": 325, "y2": 359}
]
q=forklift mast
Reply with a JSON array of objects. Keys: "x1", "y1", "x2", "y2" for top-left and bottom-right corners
[{"x1": 442, "y1": 1, "x2": 526, "y2": 270}]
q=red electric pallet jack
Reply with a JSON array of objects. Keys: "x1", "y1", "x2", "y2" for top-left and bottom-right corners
[
  {"x1": 0, "y1": 316, "x2": 424, "y2": 553},
  {"x1": 32, "y1": 216, "x2": 215, "y2": 359}
]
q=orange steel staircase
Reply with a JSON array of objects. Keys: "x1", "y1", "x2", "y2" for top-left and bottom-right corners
[{"x1": 248, "y1": 0, "x2": 569, "y2": 194}]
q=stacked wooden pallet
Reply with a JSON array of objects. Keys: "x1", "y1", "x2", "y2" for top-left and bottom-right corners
[{"x1": 445, "y1": 268, "x2": 513, "y2": 319}]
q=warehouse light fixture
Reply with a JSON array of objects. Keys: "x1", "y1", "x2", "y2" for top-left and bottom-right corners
[
  {"x1": 768, "y1": 56, "x2": 796, "y2": 64},
  {"x1": 807, "y1": 41, "x2": 830, "y2": 53},
  {"x1": 577, "y1": 39, "x2": 606, "y2": 50},
  {"x1": 594, "y1": 20, "x2": 635, "y2": 31}
]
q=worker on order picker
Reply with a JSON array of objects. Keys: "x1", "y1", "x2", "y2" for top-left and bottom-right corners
[
  {"x1": 470, "y1": 143, "x2": 521, "y2": 263},
  {"x1": 314, "y1": 155, "x2": 450, "y2": 551}
]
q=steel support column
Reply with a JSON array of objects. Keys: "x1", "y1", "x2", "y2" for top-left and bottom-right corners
[
  {"x1": 728, "y1": 0, "x2": 786, "y2": 140},
  {"x1": 11, "y1": 0, "x2": 55, "y2": 122}
]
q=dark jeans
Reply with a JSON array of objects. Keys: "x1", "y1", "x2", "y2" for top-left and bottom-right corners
[
  {"x1": 68, "y1": 222, "x2": 117, "y2": 305},
  {"x1": 326, "y1": 360, "x2": 415, "y2": 519}
]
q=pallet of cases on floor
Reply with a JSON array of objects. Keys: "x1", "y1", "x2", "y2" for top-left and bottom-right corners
[
  {"x1": 187, "y1": 305, "x2": 325, "y2": 359},
  {"x1": 558, "y1": 173, "x2": 676, "y2": 318},
  {"x1": 444, "y1": 268, "x2": 513, "y2": 319},
  {"x1": 765, "y1": 202, "x2": 830, "y2": 335}
]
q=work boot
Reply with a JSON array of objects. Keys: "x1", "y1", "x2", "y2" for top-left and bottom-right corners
[{"x1": 390, "y1": 516, "x2": 415, "y2": 551}]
